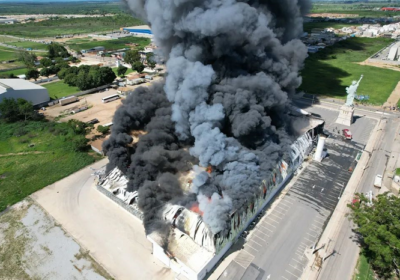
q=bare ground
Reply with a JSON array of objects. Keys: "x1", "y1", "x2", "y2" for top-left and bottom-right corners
[{"x1": 0, "y1": 198, "x2": 112, "y2": 280}]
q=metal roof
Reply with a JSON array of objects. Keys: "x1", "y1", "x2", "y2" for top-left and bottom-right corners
[{"x1": 0, "y1": 79, "x2": 45, "y2": 93}]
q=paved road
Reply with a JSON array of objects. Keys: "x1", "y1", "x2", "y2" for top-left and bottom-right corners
[
  {"x1": 219, "y1": 136, "x2": 361, "y2": 280},
  {"x1": 31, "y1": 159, "x2": 174, "y2": 280},
  {"x1": 317, "y1": 117, "x2": 400, "y2": 280}
]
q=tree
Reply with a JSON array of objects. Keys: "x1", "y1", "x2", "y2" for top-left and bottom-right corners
[
  {"x1": 17, "y1": 98, "x2": 34, "y2": 121},
  {"x1": 64, "y1": 73, "x2": 77, "y2": 87},
  {"x1": 0, "y1": 98, "x2": 19, "y2": 122},
  {"x1": 99, "y1": 67, "x2": 116, "y2": 85},
  {"x1": 40, "y1": 57, "x2": 53, "y2": 67},
  {"x1": 132, "y1": 61, "x2": 145, "y2": 73},
  {"x1": 76, "y1": 70, "x2": 92, "y2": 90},
  {"x1": 146, "y1": 53, "x2": 156, "y2": 69},
  {"x1": 124, "y1": 50, "x2": 141, "y2": 66},
  {"x1": 348, "y1": 193, "x2": 400, "y2": 279},
  {"x1": 47, "y1": 43, "x2": 69, "y2": 59},
  {"x1": 117, "y1": 65, "x2": 128, "y2": 77},
  {"x1": 25, "y1": 68, "x2": 39, "y2": 81},
  {"x1": 97, "y1": 125, "x2": 110, "y2": 135},
  {"x1": 0, "y1": 98, "x2": 36, "y2": 122},
  {"x1": 40, "y1": 67, "x2": 51, "y2": 79},
  {"x1": 17, "y1": 51, "x2": 37, "y2": 67}
]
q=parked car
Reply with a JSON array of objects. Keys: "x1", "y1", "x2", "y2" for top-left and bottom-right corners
[
  {"x1": 342, "y1": 129, "x2": 352, "y2": 140},
  {"x1": 86, "y1": 118, "x2": 99, "y2": 125}
]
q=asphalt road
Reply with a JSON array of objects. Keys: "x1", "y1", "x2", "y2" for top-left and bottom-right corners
[
  {"x1": 220, "y1": 136, "x2": 360, "y2": 280},
  {"x1": 317, "y1": 116, "x2": 400, "y2": 280},
  {"x1": 218, "y1": 99, "x2": 379, "y2": 280}
]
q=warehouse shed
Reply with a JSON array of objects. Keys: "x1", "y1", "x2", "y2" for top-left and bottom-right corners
[{"x1": 0, "y1": 79, "x2": 50, "y2": 106}]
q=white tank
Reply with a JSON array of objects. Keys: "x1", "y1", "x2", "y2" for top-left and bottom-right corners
[{"x1": 314, "y1": 135, "x2": 327, "y2": 162}]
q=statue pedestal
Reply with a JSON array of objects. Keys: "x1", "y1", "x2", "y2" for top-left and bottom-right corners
[{"x1": 335, "y1": 105, "x2": 354, "y2": 126}]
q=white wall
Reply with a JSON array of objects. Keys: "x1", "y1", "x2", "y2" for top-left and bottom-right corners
[{"x1": 0, "y1": 88, "x2": 50, "y2": 106}]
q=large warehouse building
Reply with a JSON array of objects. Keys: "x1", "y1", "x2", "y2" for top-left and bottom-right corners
[
  {"x1": 98, "y1": 115, "x2": 325, "y2": 280},
  {"x1": 0, "y1": 79, "x2": 50, "y2": 106}
]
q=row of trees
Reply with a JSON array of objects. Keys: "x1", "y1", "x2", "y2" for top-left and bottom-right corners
[
  {"x1": 58, "y1": 64, "x2": 116, "y2": 90},
  {"x1": 348, "y1": 193, "x2": 400, "y2": 279},
  {"x1": 0, "y1": 98, "x2": 43, "y2": 122},
  {"x1": 122, "y1": 49, "x2": 156, "y2": 74}
]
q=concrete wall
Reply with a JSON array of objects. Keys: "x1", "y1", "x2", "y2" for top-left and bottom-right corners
[
  {"x1": 96, "y1": 184, "x2": 143, "y2": 220},
  {"x1": 0, "y1": 88, "x2": 50, "y2": 106}
]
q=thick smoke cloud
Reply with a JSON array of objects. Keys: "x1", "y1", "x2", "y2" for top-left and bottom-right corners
[{"x1": 106, "y1": 0, "x2": 310, "y2": 235}]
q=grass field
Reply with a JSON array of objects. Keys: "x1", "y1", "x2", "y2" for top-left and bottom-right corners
[
  {"x1": 0, "y1": 121, "x2": 101, "y2": 212},
  {"x1": 311, "y1": 3, "x2": 400, "y2": 17},
  {"x1": 300, "y1": 37, "x2": 400, "y2": 105},
  {"x1": 0, "y1": 46, "x2": 19, "y2": 61},
  {"x1": 352, "y1": 254, "x2": 375, "y2": 280},
  {"x1": 8, "y1": 41, "x2": 47, "y2": 50},
  {"x1": 0, "y1": 35, "x2": 17, "y2": 43},
  {"x1": 304, "y1": 22, "x2": 356, "y2": 33},
  {"x1": 43, "y1": 81, "x2": 80, "y2": 99},
  {"x1": 0, "y1": 2, "x2": 125, "y2": 15},
  {"x1": 66, "y1": 36, "x2": 151, "y2": 52},
  {"x1": 0, "y1": 68, "x2": 28, "y2": 76},
  {"x1": 0, "y1": 15, "x2": 144, "y2": 38}
]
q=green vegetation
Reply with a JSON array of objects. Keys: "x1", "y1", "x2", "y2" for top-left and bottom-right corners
[
  {"x1": 112, "y1": 67, "x2": 134, "y2": 77},
  {"x1": 348, "y1": 193, "x2": 400, "y2": 279},
  {"x1": 353, "y1": 253, "x2": 375, "y2": 280},
  {"x1": 97, "y1": 125, "x2": 110, "y2": 135},
  {"x1": 300, "y1": 37, "x2": 400, "y2": 105},
  {"x1": 0, "y1": 15, "x2": 144, "y2": 38},
  {"x1": 57, "y1": 65, "x2": 116, "y2": 91},
  {"x1": 0, "y1": 2, "x2": 125, "y2": 15},
  {"x1": 43, "y1": 81, "x2": 80, "y2": 100},
  {"x1": 303, "y1": 22, "x2": 356, "y2": 33},
  {"x1": 0, "y1": 120, "x2": 99, "y2": 212},
  {"x1": 396, "y1": 168, "x2": 400, "y2": 176},
  {"x1": 0, "y1": 68, "x2": 28, "y2": 77},
  {"x1": 0, "y1": 46, "x2": 19, "y2": 61},
  {"x1": 67, "y1": 36, "x2": 150, "y2": 52},
  {"x1": 311, "y1": 3, "x2": 400, "y2": 17},
  {"x1": 7, "y1": 41, "x2": 47, "y2": 51}
]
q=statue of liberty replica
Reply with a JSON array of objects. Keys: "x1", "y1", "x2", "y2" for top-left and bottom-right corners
[{"x1": 336, "y1": 75, "x2": 363, "y2": 126}]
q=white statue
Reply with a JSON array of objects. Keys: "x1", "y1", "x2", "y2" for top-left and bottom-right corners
[{"x1": 345, "y1": 75, "x2": 363, "y2": 107}]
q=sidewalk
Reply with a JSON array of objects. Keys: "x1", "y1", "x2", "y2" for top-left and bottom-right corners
[{"x1": 301, "y1": 119, "x2": 385, "y2": 280}]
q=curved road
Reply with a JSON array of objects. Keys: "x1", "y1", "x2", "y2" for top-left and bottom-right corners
[{"x1": 31, "y1": 158, "x2": 173, "y2": 280}]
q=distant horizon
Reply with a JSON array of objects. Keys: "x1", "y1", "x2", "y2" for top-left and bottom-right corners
[{"x1": 0, "y1": 0, "x2": 118, "y2": 2}]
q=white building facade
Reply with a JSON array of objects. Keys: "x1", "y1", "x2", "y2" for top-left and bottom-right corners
[{"x1": 0, "y1": 79, "x2": 50, "y2": 106}]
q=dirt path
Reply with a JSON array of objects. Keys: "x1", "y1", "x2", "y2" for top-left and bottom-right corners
[
  {"x1": 384, "y1": 81, "x2": 400, "y2": 108},
  {"x1": 358, "y1": 60, "x2": 400, "y2": 72},
  {"x1": 0, "y1": 151, "x2": 49, "y2": 157}
]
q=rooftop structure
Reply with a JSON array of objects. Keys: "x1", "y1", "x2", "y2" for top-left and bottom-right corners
[
  {"x1": 123, "y1": 25, "x2": 153, "y2": 38},
  {"x1": 97, "y1": 114, "x2": 325, "y2": 280},
  {"x1": 0, "y1": 79, "x2": 50, "y2": 106}
]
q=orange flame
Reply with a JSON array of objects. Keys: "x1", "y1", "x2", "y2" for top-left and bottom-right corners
[
  {"x1": 206, "y1": 166, "x2": 212, "y2": 174},
  {"x1": 190, "y1": 203, "x2": 204, "y2": 216}
]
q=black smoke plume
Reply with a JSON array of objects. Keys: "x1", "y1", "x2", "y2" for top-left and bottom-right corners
[{"x1": 105, "y1": 0, "x2": 311, "y2": 235}]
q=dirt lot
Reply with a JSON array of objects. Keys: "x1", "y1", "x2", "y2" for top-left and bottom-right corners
[
  {"x1": 44, "y1": 79, "x2": 163, "y2": 128},
  {"x1": 45, "y1": 88, "x2": 122, "y2": 126},
  {"x1": 31, "y1": 159, "x2": 174, "y2": 280},
  {"x1": 0, "y1": 198, "x2": 111, "y2": 280},
  {"x1": 308, "y1": 13, "x2": 359, "y2": 18}
]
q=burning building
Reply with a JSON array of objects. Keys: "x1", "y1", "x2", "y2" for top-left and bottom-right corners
[{"x1": 100, "y1": 0, "x2": 318, "y2": 279}]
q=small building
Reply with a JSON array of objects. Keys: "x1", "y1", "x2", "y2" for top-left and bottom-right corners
[
  {"x1": 0, "y1": 79, "x2": 50, "y2": 106},
  {"x1": 123, "y1": 25, "x2": 153, "y2": 38}
]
